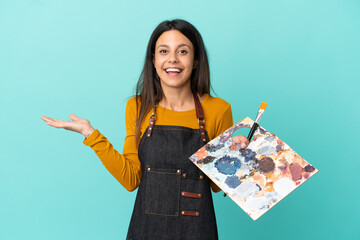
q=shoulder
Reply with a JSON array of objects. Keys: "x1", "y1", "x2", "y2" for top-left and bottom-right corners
[
  {"x1": 201, "y1": 94, "x2": 233, "y2": 139},
  {"x1": 126, "y1": 96, "x2": 138, "y2": 107},
  {"x1": 202, "y1": 93, "x2": 233, "y2": 124},
  {"x1": 125, "y1": 96, "x2": 141, "y2": 112},
  {"x1": 125, "y1": 96, "x2": 141, "y2": 123},
  {"x1": 202, "y1": 94, "x2": 231, "y2": 112}
]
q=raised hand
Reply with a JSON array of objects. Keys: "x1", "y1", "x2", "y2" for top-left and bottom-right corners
[
  {"x1": 41, "y1": 114, "x2": 95, "y2": 137},
  {"x1": 232, "y1": 135, "x2": 249, "y2": 149}
]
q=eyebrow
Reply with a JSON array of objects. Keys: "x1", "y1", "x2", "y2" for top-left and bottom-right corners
[{"x1": 156, "y1": 44, "x2": 191, "y2": 49}]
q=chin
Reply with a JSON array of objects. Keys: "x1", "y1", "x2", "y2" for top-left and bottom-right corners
[{"x1": 160, "y1": 79, "x2": 190, "y2": 89}]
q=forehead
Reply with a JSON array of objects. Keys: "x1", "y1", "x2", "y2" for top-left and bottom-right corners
[{"x1": 156, "y1": 30, "x2": 193, "y2": 49}]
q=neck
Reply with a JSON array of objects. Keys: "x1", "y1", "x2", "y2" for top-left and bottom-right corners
[{"x1": 159, "y1": 86, "x2": 194, "y2": 111}]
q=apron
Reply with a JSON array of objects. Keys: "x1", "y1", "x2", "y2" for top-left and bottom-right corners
[{"x1": 126, "y1": 93, "x2": 218, "y2": 240}]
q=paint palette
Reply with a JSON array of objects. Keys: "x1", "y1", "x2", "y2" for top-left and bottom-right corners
[{"x1": 189, "y1": 117, "x2": 318, "y2": 221}]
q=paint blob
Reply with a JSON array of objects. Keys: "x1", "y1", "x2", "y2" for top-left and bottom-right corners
[
  {"x1": 205, "y1": 143, "x2": 224, "y2": 153},
  {"x1": 265, "y1": 135, "x2": 275, "y2": 142},
  {"x1": 234, "y1": 181, "x2": 261, "y2": 198},
  {"x1": 304, "y1": 164, "x2": 315, "y2": 172},
  {"x1": 241, "y1": 148, "x2": 257, "y2": 162},
  {"x1": 289, "y1": 163, "x2": 303, "y2": 181},
  {"x1": 198, "y1": 156, "x2": 216, "y2": 165},
  {"x1": 273, "y1": 178, "x2": 296, "y2": 196},
  {"x1": 258, "y1": 145, "x2": 277, "y2": 156},
  {"x1": 258, "y1": 157, "x2": 275, "y2": 173},
  {"x1": 225, "y1": 176, "x2": 242, "y2": 188},
  {"x1": 214, "y1": 155, "x2": 241, "y2": 175}
]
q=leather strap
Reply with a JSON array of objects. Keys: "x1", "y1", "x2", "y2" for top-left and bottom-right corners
[
  {"x1": 181, "y1": 210, "x2": 200, "y2": 217},
  {"x1": 146, "y1": 106, "x2": 156, "y2": 137},
  {"x1": 193, "y1": 93, "x2": 204, "y2": 120},
  {"x1": 181, "y1": 191, "x2": 202, "y2": 199}
]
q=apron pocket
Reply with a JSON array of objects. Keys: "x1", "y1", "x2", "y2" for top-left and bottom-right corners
[{"x1": 145, "y1": 167, "x2": 181, "y2": 216}]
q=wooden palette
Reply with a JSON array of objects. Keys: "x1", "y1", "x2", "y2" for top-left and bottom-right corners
[{"x1": 189, "y1": 117, "x2": 318, "y2": 220}]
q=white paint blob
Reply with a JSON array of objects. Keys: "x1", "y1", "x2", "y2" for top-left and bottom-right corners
[
  {"x1": 234, "y1": 181, "x2": 260, "y2": 198},
  {"x1": 273, "y1": 178, "x2": 296, "y2": 196}
]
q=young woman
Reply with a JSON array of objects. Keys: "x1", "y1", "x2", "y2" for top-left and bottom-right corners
[{"x1": 41, "y1": 19, "x2": 249, "y2": 239}]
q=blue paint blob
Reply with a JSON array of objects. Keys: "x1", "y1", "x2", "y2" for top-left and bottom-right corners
[
  {"x1": 214, "y1": 155, "x2": 241, "y2": 175},
  {"x1": 241, "y1": 148, "x2": 257, "y2": 162},
  {"x1": 265, "y1": 135, "x2": 275, "y2": 142},
  {"x1": 225, "y1": 176, "x2": 242, "y2": 188},
  {"x1": 258, "y1": 145, "x2": 276, "y2": 156}
]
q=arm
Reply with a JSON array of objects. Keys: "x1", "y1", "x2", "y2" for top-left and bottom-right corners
[{"x1": 83, "y1": 99, "x2": 142, "y2": 192}]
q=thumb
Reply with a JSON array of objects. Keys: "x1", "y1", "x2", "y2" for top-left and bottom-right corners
[{"x1": 69, "y1": 114, "x2": 80, "y2": 121}]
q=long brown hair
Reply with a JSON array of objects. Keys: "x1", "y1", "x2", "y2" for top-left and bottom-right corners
[{"x1": 135, "y1": 19, "x2": 211, "y2": 143}]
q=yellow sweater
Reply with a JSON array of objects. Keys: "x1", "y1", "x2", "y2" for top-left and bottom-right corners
[{"x1": 83, "y1": 94, "x2": 233, "y2": 192}]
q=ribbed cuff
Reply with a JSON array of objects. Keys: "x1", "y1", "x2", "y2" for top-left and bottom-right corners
[{"x1": 83, "y1": 129, "x2": 100, "y2": 146}]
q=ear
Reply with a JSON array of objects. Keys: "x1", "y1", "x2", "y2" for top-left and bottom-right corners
[{"x1": 193, "y1": 59, "x2": 198, "y2": 69}]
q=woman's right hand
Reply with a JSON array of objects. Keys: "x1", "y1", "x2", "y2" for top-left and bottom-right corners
[{"x1": 41, "y1": 114, "x2": 95, "y2": 138}]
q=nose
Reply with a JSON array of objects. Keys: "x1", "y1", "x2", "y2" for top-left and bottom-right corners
[{"x1": 168, "y1": 51, "x2": 179, "y2": 63}]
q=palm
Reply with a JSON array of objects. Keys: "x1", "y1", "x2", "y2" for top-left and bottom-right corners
[{"x1": 41, "y1": 114, "x2": 91, "y2": 135}]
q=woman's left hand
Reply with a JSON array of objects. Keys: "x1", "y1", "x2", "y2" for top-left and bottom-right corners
[{"x1": 232, "y1": 135, "x2": 249, "y2": 149}]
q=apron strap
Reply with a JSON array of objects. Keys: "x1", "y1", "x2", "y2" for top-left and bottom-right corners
[
  {"x1": 146, "y1": 93, "x2": 207, "y2": 143},
  {"x1": 146, "y1": 105, "x2": 156, "y2": 137}
]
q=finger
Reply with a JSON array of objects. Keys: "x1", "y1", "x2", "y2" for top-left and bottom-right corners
[
  {"x1": 232, "y1": 136, "x2": 242, "y2": 144},
  {"x1": 46, "y1": 120, "x2": 77, "y2": 132},
  {"x1": 239, "y1": 136, "x2": 250, "y2": 149},
  {"x1": 45, "y1": 121, "x2": 65, "y2": 128},
  {"x1": 41, "y1": 116, "x2": 54, "y2": 122},
  {"x1": 42, "y1": 116, "x2": 63, "y2": 123},
  {"x1": 41, "y1": 116, "x2": 55, "y2": 124},
  {"x1": 69, "y1": 114, "x2": 80, "y2": 121}
]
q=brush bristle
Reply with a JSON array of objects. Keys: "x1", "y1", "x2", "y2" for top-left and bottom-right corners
[{"x1": 260, "y1": 102, "x2": 268, "y2": 110}]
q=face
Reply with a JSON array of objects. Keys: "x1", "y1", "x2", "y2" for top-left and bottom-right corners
[{"x1": 153, "y1": 30, "x2": 197, "y2": 91}]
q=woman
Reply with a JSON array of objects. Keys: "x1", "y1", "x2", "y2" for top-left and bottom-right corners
[{"x1": 41, "y1": 19, "x2": 249, "y2": 239}]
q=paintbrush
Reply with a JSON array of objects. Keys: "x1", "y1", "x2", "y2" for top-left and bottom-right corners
[{"x1": 247, "y1": 102, "x2": 268, "y2": 141}]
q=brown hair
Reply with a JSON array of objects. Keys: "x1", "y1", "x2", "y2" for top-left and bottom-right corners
[{"x1": 134, "y1": 19, "x2": 211, "y2": 143}]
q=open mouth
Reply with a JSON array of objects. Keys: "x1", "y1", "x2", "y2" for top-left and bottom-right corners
[{"x1": 164, "y1": 68, "x2": 183, "y2": 74}]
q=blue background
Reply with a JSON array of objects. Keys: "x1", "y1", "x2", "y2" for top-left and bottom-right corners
[{"x1": 1, "y1": 0, "x2": 359, "y2": 239}]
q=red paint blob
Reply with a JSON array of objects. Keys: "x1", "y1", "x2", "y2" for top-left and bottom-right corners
[{"x1": 289, "y1": 163, "x2": 303, "y2": 181}]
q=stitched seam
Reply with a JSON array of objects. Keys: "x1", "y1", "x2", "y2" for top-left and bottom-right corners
[{"x1": 145, "y1": 211, "x2": 179, "y2": 217}]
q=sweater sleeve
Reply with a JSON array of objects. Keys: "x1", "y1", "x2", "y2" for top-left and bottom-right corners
[
  {"x1": 82, "y1": 99, "x2": 142, "y2": 192},
  {"x1": 210, "y1": 104, "x2": 233, "y2": 193}
]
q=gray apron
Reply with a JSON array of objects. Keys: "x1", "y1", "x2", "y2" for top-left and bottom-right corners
[{"x1": 126, "y1": 94, "x2": 218, "y2": 240}]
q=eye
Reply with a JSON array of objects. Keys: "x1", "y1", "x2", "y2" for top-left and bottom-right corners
[
  {"x1": 179, "y1": 49, "x2": 188, "y2": 54},
  {"x1": 159, "y1": 49, "x2": 168, "y2": 54}
]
